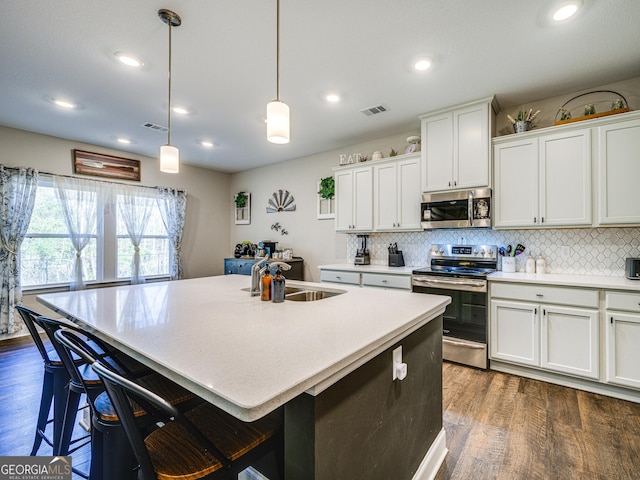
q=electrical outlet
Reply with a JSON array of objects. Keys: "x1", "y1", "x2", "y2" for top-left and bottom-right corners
[
  {"x1": 561, "y1": 245, "x2": 571, "y2": 258},
  {"x1": 392, "y1": 346, "x2": 407, "y2": 381}
]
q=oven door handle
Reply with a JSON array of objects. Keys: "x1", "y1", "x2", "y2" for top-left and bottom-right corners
[
  {"x1": 443, "y1": 338, "x2": 485, "y2": 349},
  {"x1": 413, "y1": 277, "x2": 486, "y2": 288}
]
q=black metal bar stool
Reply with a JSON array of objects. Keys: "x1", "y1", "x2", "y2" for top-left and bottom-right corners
[
  {"x1": 53, "y1": 327, "x2": 205, "y2": 480},
  {"x1": 16, "y1": 306, "x2": 76, "y2": 456}
]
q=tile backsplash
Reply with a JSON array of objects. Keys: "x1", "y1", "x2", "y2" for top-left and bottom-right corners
[{"x1": 347, "y1": 228, "x2": 640, "y2": 276}]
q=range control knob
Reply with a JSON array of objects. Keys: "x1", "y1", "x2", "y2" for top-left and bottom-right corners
[
  {"x1": 488, "y1": 248, "x2": 494, "y2": 256},
  {"x1": 473, "y1": 249, "x2": 478, "y2": 255},
  {"x1": 481, "y1": 249, "x2": 486, "y2": 256},
  {"x1": 439, "y1": 248, "x2": 444, "y2": 254}
]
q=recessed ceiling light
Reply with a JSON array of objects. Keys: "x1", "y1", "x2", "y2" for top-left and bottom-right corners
[
  {"x1": 115, "y1": 52, "x2": 143, "y2": 67},
  {"x1": 52, "y1": 98, "x2": 76, "y2": 109},
  {"x1": 172, "y1": 106, "x2": 189, "y2": 115},
  {"x1": 414, "y1": 57, "x2": 433, "y2": 71},
  {"x1": 201, "y1": 141, "x2": 214, "y2": 148},
  {"x1": 117, "y1": 138, "x2": 131, "y2": 144},
  {"x1": 552, "y1": 2, "x2": 580, "y2": 21},
  {"x1": 325, "y1": 93, "x2": 342, "y2": 103}
]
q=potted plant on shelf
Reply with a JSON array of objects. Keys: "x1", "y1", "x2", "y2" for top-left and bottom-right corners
[
  {"x1": 234, "y1": 191, "x2": 248, "y2": 208},
  {"x1": 318, "y1": 177, "x2": 335, "y2": 200}
]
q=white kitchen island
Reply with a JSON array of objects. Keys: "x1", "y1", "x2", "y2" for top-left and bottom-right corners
[{"x1": 38, "y1": 274, "x2": 450, "y2": 480}]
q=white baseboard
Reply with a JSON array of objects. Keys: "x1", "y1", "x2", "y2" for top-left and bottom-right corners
[{"x1": 412, "y1": 428, "x2": 448, "y2": 480}]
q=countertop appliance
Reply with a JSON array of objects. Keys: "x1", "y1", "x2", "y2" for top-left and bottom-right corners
[
  {"x1": 354, "y1": 235, "x2": 370, "y2": 265},
  {"x1": 421, "y1": 188, "x2": 491, "y2": 229},
  {"x1": 412, "y1": 244, "x2": 497, "y2": 369},
  {"x1": 626, "y1": 258, "x2": 640, "y2": 279}
]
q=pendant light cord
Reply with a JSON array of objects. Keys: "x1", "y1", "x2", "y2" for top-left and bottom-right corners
[
  {"x1": 167, "y1": 17, "x2": 173, "y2": 145},
  {"x1": 276, "y1": 0, "x2": 280, "y2": 101}
]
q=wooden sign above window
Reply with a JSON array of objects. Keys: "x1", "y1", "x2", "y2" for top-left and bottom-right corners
[{"x1": 73, "y1": 150, "x2": 141, "y2": 181}]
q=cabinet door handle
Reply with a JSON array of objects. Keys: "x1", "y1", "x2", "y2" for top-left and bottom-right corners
[
  {"x1": 534, "y1": 217, "x2": 537, "y2": 223},
  {"x1": 454, "y1": 181, "x2": 457, "y2": 187},
  {"x1": 543, "y1": 309, "x2": 546, "y2": 316},
  {"x1": 534, "y1": 308, "x2": 537, "y2": 315},
  {"x1": 541, "y1": 217, "x2": 545, "y2": 223},
  {"x1": 382, "y1": 279, "x2": 388, "y2": 283},
  {"x1": 610, "y1": 316, "x2": 614, "y2": 324}
]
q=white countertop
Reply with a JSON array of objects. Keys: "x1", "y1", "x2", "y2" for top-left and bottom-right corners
[
  {"x1": 318, "y1": 263, "x2": 416, "y2": 275},
  {"x1": 37, "y1": 275, "x2": 449, "y2": 421},
  {"x1": 489, "y1": 272, "x2": 640, "y2": 291}
]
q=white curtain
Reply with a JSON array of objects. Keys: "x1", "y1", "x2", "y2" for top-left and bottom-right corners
[
  {"x1": 114, "y1": 186, "x2": 156, "y2": 284},
  {"x1": 54, "y1": 176, "x2": 109, "y2": 290},
  {"x1": 156, "y1": 187, "x2": 187, "y2": 280},
  {"x1": 0, "y1": 165, "x2": 38, "y2": 334}
]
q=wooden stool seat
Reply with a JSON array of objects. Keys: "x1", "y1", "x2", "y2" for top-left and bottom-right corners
[
  {"x1": 91, "y1": 361, "x2": 284, "y2": 480},
  {"x1": 147, "y1": 405, "x2": 282, "y2": 480}
]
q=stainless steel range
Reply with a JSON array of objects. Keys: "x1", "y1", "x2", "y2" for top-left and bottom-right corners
[{"x1": 412, "y1": 244, "x2": 497, "y2": 369}]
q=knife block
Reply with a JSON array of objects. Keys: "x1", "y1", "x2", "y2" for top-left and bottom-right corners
[{"x1": 388, "y1": 252, "x2": 405, "y2": 267}]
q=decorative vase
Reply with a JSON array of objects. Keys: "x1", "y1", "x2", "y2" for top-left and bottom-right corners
[
  {"x1": 372, "y1": 151, "x2": 383, "y2": 160},
  {"x1": 513, "y1": 120, "x2": 531, "y2": 133}
]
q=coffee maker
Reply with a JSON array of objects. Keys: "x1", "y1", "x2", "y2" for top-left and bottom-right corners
[{"x1": 354, "y1": 235, "x2": 370, "y2": 265}]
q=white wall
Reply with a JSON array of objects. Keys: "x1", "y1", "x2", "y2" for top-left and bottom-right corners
[
  {"x1": 495, "y1": 76, "x2": 640, "y2": 136},
  {"x1": 229, "y1": 130, "x2": 420, "y2": 282}
]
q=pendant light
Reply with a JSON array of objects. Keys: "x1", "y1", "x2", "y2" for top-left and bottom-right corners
[
  {"x1": 266, "y1": 0, "x2": 290, "y2": 144},
  {"x1": 158, "y1": 9, "x2": 182, "y2": 173}
]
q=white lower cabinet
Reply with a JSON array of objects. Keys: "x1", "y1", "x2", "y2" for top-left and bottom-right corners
[
  {"x1": 605, "y1": 291, "x2": 640, "y2": 389},
  {"x1": 490, "y1": 300, "x2": 539, "y2": 366},
  {"x1": 319, "y1": 268, "x2": 411, "y2": 290},
  {"x1": 319, "y1": 270, "x2": 360, "y2": 285},
  {"x1": 541, "y1": 305, "x2": 599, "y2": 379},
  {"x1": 490, "y1": 282, "x2": 599, "y2": 380}
]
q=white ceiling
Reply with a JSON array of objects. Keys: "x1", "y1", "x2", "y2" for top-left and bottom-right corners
[{"x1": 1, "y1": 1, "x2": 639, "y2": 173}]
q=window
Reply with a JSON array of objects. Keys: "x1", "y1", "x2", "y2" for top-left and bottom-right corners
[
  {"x1": 21, "y1": 177, "x2": 170, "y2": 288},
  {"x1": 116, "y1": 194, "x2": 170, "y2": 279}
]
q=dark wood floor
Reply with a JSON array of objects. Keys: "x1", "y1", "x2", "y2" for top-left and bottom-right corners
[
  {"x1": 436, "y1": 362, "x2": 640, "y2": 480},
  {"x1": 0, "y1": 335, "x2": 91, "y2": 477},
  {"x1": 3, "y1": 336, "x2": 640, "y2": 480}
]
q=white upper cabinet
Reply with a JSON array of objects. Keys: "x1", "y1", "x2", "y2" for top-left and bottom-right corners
[
  {"x1": 334, "y1": 166, "x2": 373, "y2": 232},
  {"x1": 597, "y1": 116, "x2": 640, "y2": 225},
  {"x1": 493, "y1": 128, "x2": 592, "y2": 228},
  {"x1": 420, "y1": 97, "x2": 495, "y2": 193},
  {"x1": 540, "y1": 129, "x2": 592, "y2": 226},
  {"x1": 373, "y1": 155, "x2": 421, "y2": 231},
  {"x1": 493, "y1": 137, "x2": 539, "y2": 228}
]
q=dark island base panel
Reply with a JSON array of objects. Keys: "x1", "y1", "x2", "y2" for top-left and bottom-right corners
[{"x1": 285, "y1": 316, "x2": 443, "y2": 480}]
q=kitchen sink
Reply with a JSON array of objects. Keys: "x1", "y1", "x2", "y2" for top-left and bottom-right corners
[
  {"x1": 242, "y1": 285, "x2": 345, "y2": 301},
  {"x1": 241, "y1": 286, "x2": 305, "y2": 295},
  {"x1": 285, "y1": 289, "x2": 344, "y2": 302}
]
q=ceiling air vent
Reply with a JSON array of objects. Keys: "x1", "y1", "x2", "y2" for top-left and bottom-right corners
[
  {"x1": 140, "y1": 122, "x2": 168, "y2": 133},
  {"x1": 360, "y1": 104, "x2": 388, "y2": 116}
]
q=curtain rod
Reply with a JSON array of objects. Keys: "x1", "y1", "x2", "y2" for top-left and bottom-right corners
[{"x1": 36, "y1": 170, "x2": 186, "y2": 194}]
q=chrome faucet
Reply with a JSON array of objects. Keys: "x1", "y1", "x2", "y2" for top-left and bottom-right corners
[
  {"x1": 250, "y1": 257, "x2": 270, "y2": 296},
  {"x1": 269, "y1": 262, "x2": 292, "y2": 273}
]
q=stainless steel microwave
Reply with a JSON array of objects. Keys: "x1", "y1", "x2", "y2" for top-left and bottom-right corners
[{"x1": 421, "y1": 188, "x2": 491, "y2": 229}]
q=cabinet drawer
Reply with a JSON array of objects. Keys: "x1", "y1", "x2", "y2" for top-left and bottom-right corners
[
  {"x1": 320, "y1": 270, "x2": 361, "y2": 285},
  {"x1": 362, "y1": 273, "x2": 411, "y2": 290},
  {"x1": 490, "y1": 282, "x2": 598, "y2": 308},
  {"x1": 606, "y1": 291, "x2": 640, "y2": 313}
]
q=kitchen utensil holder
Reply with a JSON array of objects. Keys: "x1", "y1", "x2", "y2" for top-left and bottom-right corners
[
  {"x1": 388, "y1": 252, "x2": 405, "y2": 267},
  {"x1": 502, "y1": 256, "x2": 516, "y2": 273}
]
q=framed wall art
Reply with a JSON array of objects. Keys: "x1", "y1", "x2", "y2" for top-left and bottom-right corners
[{"x1": 73, "y1": 150, "x2": 141, "y2": 181}]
